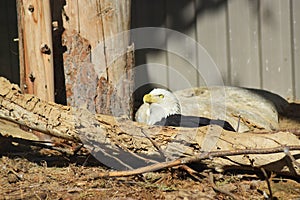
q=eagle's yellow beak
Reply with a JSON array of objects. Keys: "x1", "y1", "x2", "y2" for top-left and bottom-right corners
[{"x1": 143, "y1": 94, "x2": 157, "y2": 103}]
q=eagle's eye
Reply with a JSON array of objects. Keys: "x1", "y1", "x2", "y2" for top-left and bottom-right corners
[{"x1": 159, "y1": 94, "x2": 164, "y2": 99}]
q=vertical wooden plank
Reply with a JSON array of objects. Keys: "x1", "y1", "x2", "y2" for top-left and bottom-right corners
[
  {"x1": 292, "y1": 0, "x2": 300, "y2": 100},
  {"x1": 17, "y1": 0, "x2": 25, "y2": 89},
  {"x1": 131, "y1": 0, "x2": 168, "y2": 89},
  {"x1": 62, "y1": 0, "x2": 105, "y2": 112},
  {"x1": 18, "y1": 0, "x2": 54, "y2": 101},
  {"x1": 195, "y1": 0, "x2": 228, "y2": 86},
  {"x1": 63, "y1": 0, "x2": 133, "y2": 117},
  {"x1": 227, "y1": 0, "x2": 260, "y2": 88},
  {"x1": 63, "y1": 0, "x2": 106, "y2": 71},
  {"x1": 98, "y1": 0, "x2": 133, "y2": 115},
  {"x1": 61, "y1": 0, "x2": 79, "y2": 32},
  {"x1": 166, "y1": 0, "x2": 198, "y2": 91},
  {"x1": 78, "y1": 1, "x2": 105, "y2": 47},
  {"x1": 260, "y1": 0, "x2": 293, "y2": 98}
]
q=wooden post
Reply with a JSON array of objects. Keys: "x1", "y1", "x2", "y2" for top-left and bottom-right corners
[
  {"x1": 17, "y1": 0, "x2": 55, "y2": 102},
  {"x1": 62, "y1": 0, "x2": 133, "y2": 118}
]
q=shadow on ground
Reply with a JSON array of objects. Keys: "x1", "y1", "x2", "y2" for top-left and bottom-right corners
[{"x1": 0, "y1": 133, "x2": 104, "y2": 168}]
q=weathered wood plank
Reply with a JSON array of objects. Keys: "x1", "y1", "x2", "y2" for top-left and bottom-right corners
[
  {"x1": 227, "y1": 0, "x2": 261, "y2": 88},
  {"x1": 260, "y1": 0, "x2": 293, "y2": 98},
  {"x1": 62, "y1": 0, "x2": 105, "y2": 112},
  {"x1": 63, "y1": 0, "x2": 133, "y2": 117},
  {"x1": 17, "y1": 0, "x2": 54, "y2": 101}
]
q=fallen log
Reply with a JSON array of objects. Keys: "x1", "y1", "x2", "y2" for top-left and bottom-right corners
[{"x1": 0, "y1": 77, "x2": 300, "y2": 176}]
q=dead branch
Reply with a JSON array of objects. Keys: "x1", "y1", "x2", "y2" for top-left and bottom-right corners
[
  {"x1": 0, "y1": 133, "x2": 74, "y2": 155},
  {"x1": 96, "y1": 145, "x2": 300, "y2": 177},
  {"x1": 260, "y1": 168, "x2": 273, "y2": 200}
]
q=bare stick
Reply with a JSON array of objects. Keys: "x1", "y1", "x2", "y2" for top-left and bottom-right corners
[
  {"x1": 260, "y1": 168, "x2": 273, "y2": 199},
  {"x1": 284, "y1": 146, "x2": 300, "y2": 172},
  {"x1": 209, "y1": 172, "x2": 239, "y2": 200},
  {"x1": 98, "y1": 145, "x2": 300, "y2": 177}
]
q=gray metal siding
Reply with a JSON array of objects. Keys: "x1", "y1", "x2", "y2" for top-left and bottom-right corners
[
  {"x1": 132, "y1": 0, "x2": 300, "y2": 100},
  {"x1": 292, "y1": 0, "x2": 300, "y2": 99}
]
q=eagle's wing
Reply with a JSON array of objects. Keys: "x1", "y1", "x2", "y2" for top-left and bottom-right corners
[
  {"x1": 155, "y1": 114, "x2": 235, "y2": 131},
  {"x1": 135, "y1": 103, "x2": 150, "y2": 124}
]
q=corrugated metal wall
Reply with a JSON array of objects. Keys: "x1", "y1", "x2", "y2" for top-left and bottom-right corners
[{"x1": 132, "y1": 0, "x2": 300, "y2": 100}]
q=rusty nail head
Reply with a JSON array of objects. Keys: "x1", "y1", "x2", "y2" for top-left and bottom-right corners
[
  {"x1": 29, "y1": 73, "x2": 35, "y2": 82},
  {"x1": 40, "y1": 43, "x2": 51, "y2": 55},
  {"x1": 28, "y1": 5, "x2": 34, "y2": 12}
]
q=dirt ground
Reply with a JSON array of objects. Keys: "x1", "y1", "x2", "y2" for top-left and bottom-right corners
[{"x1": 0, "y1": 103, "x2": 300, "y2": 199}]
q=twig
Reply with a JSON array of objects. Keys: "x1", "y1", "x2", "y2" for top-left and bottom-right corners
[
  {"x1": 178, "y1": 165, "x2": 198, "y2": 176},
  {"x1": 97, "y1": 145, "x2": 300, "y2": 177},
  {"x1": 139, "y1": 127, "x2": 166, "y2": 159},
  {"x1": 236, "y1": 114, "x2": 241, "y2": 132},
  {"x1": 208, "y1": 172, "x2": 239, "y2": 200},
  {"x1": 260, "y1": 167, "x2": 273, "y2": 199},
  {"x1": 284, "y1": 146, "x2": 300, "y2": 171},
  {"x1": 0, "y1": 133, "x2": 74, "y2": 155},
  {"x1": 98, "y1": 159, "x2": 183, "y2": 177},
  {"x1": 177, "y1": 165, "x2": 203, "y2": 181}
]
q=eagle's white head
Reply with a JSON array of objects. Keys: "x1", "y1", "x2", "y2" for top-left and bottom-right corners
[{"x1": 135, "y1": 88, "x2": 181, "y2": 125}]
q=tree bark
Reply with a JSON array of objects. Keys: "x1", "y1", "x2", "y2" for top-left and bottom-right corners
[
  {"x1": 0, "y1": 77, "x2": 299, "y2": 176},
  {"x1": 62, "y1": 0, "x2": 133, "y2": 118}
]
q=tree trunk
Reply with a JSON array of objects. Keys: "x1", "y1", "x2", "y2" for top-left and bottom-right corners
[
  {"x1": 62, "y1": 0, "x2": 134, "y2": 118},
  {"x1": 0, "y1": 77, "x2": 300, "y2": 177}
]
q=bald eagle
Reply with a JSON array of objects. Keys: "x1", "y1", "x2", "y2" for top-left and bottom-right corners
[{"x1": 135, "y1": 88, "x2": 235, "y2": 131}]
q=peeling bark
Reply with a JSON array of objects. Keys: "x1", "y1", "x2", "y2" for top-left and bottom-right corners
[{"x1": 62, "y1": 0, "x2": 133, "y2": 118}]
